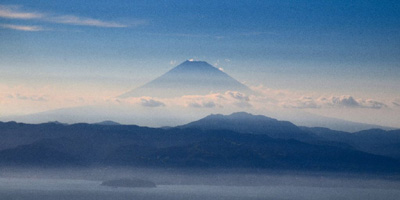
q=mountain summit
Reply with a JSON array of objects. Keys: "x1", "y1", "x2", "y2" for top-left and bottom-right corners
[{"x1": 119, "y1": 60, "x2": 254, "y2": 98}]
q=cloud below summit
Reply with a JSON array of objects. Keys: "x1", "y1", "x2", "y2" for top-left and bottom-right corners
[
  {"x1": 1, "y1": 82, "x2": 398, "y2": 128},
  {"x1": 140, "y1": 98, "x2": 165, "y2": 107},
  {"x1": 282, "y1": 95, "x2": 387, "y2": 109},
  {"x1": 250, "y1": 85, "x2": 388, "y2": 110}
]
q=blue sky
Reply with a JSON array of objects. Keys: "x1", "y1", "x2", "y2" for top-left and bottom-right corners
[{"x1": 1, "y1": 1, "x2": 400, "y2": 127}]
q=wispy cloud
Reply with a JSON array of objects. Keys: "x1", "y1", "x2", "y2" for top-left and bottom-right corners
[
  {"x1": 0, "y1": 4, "x2": 138, "y2": 29},
  {"x1": 8, "y1": 93, "x2": 48, "y2": 102},
  {"x1": 146, "y1": 32, "x2": 224, "y2": 39},
  {"x1": 188, "y1": 101, "x2": 217, "y2": 108},
  {"x1": 0, "y1": 23, "x2": 43, "y2": 31},
  {"x1": 48, "y1": 15, "x2": 127, "y2": 28},
  {"x1": 0, "y1": 5, "x2": 43, "y2": 19},
  {"x1": 239, "y1": 31, "x2": 278, "y2": 36},
  {"x1": 283, "y1": 96, "x2": 321, "y2": 109},
  {"x1": 318, "y1": 96, "x2": 387, "y2": 109}
]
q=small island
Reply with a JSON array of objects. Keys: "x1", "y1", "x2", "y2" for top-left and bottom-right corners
[{"x1": 101, "y1": 178, "x2": 156, "y2": 188}]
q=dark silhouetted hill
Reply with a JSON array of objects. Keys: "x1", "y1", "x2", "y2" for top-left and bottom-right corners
[{"x1": 180, "y1": 112, "x2": 316, "y2": 141}]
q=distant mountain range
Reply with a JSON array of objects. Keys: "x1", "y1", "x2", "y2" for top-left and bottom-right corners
[
  {"x1": 0, "y1": 112, "x2": 399, "y2": 173},
  {"x1": 119, "y1": 60, "x2": 254, "y2": 98},
  {"x1": 2, "y1": 104, "x2": 394, "y2": 133}
]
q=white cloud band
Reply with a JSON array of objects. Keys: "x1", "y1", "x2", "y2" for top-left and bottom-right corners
[{"x1": 0, "y1": 4, "x2": 142, "y2": 30}]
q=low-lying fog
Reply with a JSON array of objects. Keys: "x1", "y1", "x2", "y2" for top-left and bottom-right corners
[{"x1": 1, "y1": 167, "x2": 400, "y2": 200}]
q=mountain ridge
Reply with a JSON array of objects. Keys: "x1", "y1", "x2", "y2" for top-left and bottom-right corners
[
  {"x1": 0, "y1": 113, "x2": 400, "y2": 172},
  {"x1": 179, "y1": 112, "x2": 316, "y2": 141}
]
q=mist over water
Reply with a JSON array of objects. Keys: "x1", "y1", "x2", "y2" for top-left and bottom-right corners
[{"x1": 1, "y1": 168, "x2": 400, "y2": 200}]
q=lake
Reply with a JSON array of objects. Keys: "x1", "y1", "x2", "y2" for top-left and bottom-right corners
[{"x1": 1, "y1": 176, "x2": 400, "y2": 200}]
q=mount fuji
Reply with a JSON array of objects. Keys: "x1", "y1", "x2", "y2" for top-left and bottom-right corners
[{"x1": 119, "y1": 60, "x2": 254, "y2": 98}]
